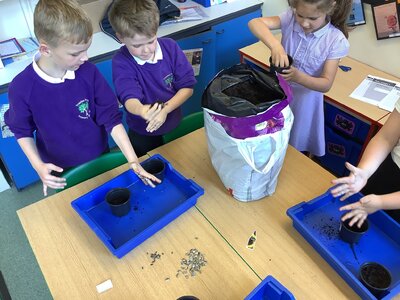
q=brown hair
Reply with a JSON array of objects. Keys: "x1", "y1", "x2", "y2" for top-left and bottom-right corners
[
  {"x1": 108, "y1": 0, "x2": 160, "y2": 39},
  {"x1": 34, "y1": 0, "x2": 93, "y2": 47},
  {"x1": 289, "y1": 0, "x2": 352, "y2": 38}
]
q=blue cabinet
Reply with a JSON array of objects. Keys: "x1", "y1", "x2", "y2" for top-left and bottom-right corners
[
  {"x1": 0, "y1": 93, "x2": 39, "y2": 189},
  {"x1": 316, "y1": 101, "x2": 371, "y2": 176},
  {"x1": 214, "y1": 9, "x2": 261, "y2": 71},
  {"x1": 177, "y1": 29, "x2": 216, "y2": 116}
]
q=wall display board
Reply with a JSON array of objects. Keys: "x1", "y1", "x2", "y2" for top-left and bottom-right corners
[{"x1": 371, "y1": 0, "x2": 400, "y2": 39}]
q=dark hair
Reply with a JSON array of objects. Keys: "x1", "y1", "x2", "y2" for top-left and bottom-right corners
[
  {"x1": 108, "y1": 0, "x2": 160, "y2": 38},
  {"x1": 289, "y1": 0, "x2": 352, "y2": 38}
]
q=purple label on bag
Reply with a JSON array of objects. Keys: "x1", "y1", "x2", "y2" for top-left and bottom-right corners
[{"x1": 210, "y1": 103, "x2": 287, "y2": 139}]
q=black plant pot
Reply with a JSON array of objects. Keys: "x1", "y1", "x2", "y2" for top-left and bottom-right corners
[
  {"x1": 359, "y1": 262, "x2": 391, "y2": 298},
  {"x1": 106, "y1": 188, "x2": 131, "y2": 217},
  {"x1": 339, "y1": 217, "x2": 369, "y2": 244},
  {"x1": 142, "y1": 158, "x2": 165, "y2": 183},
  {"x1": 269, "y1": 55, "x2": 293, "y2": 74}
]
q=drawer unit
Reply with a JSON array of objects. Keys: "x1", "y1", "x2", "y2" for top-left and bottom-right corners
[
  {"x1": 325, "y1": 101, "x2": 370, "y2": 142},
  {"x1": 316, "y1": 126, "x2": 362, "y2": 176}
]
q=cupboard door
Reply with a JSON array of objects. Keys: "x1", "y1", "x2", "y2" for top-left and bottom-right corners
[
  {"x1": 177, "y1": 30, "x2": 216, "y2": 116},
  {"x1": 214, "y1": 9, "x2": 261, "y2": 72}
]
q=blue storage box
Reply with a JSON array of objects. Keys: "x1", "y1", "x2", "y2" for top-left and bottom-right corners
[
  {"x1": 245, "y1": 275, "x2": 295, "y2": 300},
  {"x1": 316, "y1": 126, "x2": 362, "y2": 176},
  {"x1": 71, "y1": 154, "x2": 204, "y2": 258},
  {"x1": 287, "y1": 190, "x2": 400, "y2": 300},
  {"x1": 325, "y1": 101, "x2": 370, "y2": 142}
]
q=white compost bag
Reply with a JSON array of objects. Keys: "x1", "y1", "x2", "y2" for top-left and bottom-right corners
[{"x1": 204, "y1": 105, "x2": 293, "y2": 201}]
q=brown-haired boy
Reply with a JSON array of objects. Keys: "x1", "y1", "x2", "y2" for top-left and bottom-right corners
[{"x1": 109, "y1": 0, "x2": 197, "y2": 156}]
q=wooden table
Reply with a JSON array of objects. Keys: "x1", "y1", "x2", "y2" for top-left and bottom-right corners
[
  {"x1": 149, "y1": 128, "x2": 360, "y2": 299},
  {"x1": 17, "y1": 157, "x2": 260, "y2": 299}
]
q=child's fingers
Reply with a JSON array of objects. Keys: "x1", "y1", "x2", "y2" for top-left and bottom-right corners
[{"x1": 339, "y1": 201, "x2": 361, "y2": 212}]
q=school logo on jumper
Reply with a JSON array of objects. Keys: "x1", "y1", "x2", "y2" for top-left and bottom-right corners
[
  {"x1": 76, "y1": 99, "x2": 91, "y2": 119},
  {"x1": 163, "y1": 73, "x2": 174, "y2": 89}
]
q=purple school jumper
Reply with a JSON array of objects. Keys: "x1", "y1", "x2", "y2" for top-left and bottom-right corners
[
  {"x1": 112, "y1": 38, "x2": 196, "y2": 135},
  {"x1": 279, "y1": 9, "x2": 349, "y2": 156},
  {"x1": 5, "y1": 62, "x2": 121, "y2": 168}
]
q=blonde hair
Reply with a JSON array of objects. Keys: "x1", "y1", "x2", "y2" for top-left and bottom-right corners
[
  {"x1": 108, "y1": 0, "x2": 160, "y2": 39},
  {"x1": 289, "y1": 0, "x2": 352, "y2": 38},
  {"x1": 34, "y1": 0, "x2": 93, "y2": 47}
]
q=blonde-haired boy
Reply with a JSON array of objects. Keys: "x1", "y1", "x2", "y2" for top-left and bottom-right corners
[
  {"x1": 109, "y1": 0, "x2": 196, "y2": 156},
  {"x1": 5, "y1": 0, "x2": 158, "y2": 195}
]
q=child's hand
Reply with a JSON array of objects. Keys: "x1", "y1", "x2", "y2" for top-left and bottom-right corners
[
  {"x1": 146, "y1": 105, "x2": 168, "y2": 133},
  {"x1": 270, "y1": 44, "x2": 289, "y2": 68},
  {"x1": 36, "y1": 163, "x2": 66, "y2": 196},
  {"x1": 280, "y1": 66, "x2": 299, "y2": 82},
  {"x1": 130, "y1": 162, "x2": 161, "y2": 187},
  {"x1": 331, "y1": 162, "x2": 368, "y2": 200},
  {"x1": 140, "y1": 102, "x2": 163, "y2": 122},
  {"x1": 339, "y1": 194, "x2": 382, "y2": 228}
]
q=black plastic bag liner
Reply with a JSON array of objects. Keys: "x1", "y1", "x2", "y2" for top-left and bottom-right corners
[{"x1": 202, "y1": 63, "x2": 287, "y2": 117}]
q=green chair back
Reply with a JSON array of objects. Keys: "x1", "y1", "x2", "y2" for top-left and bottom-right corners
[
  {"x1": 57, "y1": 151, "x2": 127, "y2": 192},
  {"x1": 162, "y1": 111, "x2": 204, "y2": 144}
]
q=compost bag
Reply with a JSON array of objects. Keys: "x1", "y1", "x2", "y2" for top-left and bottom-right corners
[{"x1": 202, "y1": 63, "x2": 294, "y2": 202}]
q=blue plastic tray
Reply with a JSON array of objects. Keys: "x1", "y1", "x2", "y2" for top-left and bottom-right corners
[
  {"x1": 245, "y1": 275, "x2": 295, "y2": 300},
  {"x1": 287, "y1": 190, "x2": 400, "y2": 299},
  {"x1": 71, "y1": 154, "x2": 204, "y2": 258}
]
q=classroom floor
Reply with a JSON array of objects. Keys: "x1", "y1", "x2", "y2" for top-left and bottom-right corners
[{"x1": 0, "y1": 181, "x2": 52, "y2": 300}]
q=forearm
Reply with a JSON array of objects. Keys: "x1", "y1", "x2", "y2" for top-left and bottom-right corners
[
  {"x1": 164, "y1": 88, "x2": 193, "y2": 113},
  {"x1": 377, "y1": 192, "x2": 400, "y2": 210},
  {"x1": 294, "y1": 71, "x2": 334, "y2": 93},
  {"x1": 110, "y1": 124, "x2": 139, "y2": 163},
  {"x1": 17, "y1": 137, "x2": 44, "y2": 171},
  {"x1": 125, "y1": 98, "x2": 144, "y2": 116},
  {"x1": 248, "y1": 18, "x2": 282, "y2": 51}
]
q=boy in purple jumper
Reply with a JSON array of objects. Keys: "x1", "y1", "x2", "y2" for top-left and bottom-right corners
[
  {"x1": 5, "y1": 0, "x2": 158, "y2": 196},
  {"x1": 108, "y1": 0, "x2": 196, "y2": 156}
]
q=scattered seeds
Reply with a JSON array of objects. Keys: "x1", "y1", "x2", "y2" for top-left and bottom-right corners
[{"x1": 176, "y1": 248, "x2": 207, "y2": 278}]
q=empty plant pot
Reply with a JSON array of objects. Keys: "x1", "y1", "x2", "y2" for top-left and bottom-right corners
[
  {"x1": 339, "y1": 217, "x2": 369, "y2": 244},
  {"x1": 360, "y1": 262, "x2": 391, "y2": 297},
  {"x1": 142, "y1": 158, "x2": 165, "y2": 182},
  {"x1": 269, "y1": 55, "x2": 293, "y2": 74},
  {"x1": 106, "y1": 188, "x2": 131, "y2": 217}
]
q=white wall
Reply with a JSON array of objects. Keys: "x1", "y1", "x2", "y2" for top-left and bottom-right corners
[
  {"x1": 0, "y1": 0, "x2": 36, "y2": 41},
  {"x1": 261, "y1": 1, "x2": 400, "y2": 78}
]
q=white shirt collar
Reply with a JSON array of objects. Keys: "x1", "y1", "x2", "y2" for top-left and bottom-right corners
[
  {"x1": 32, "y1": 52, "x2": 75, "y2": 83},
  {"x1": 133, "y1": 41, "x2": 163, "y2": 65}
]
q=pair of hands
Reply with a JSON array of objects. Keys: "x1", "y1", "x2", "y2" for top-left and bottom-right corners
[
  {"x1": 270, "y1": 45, "x2": 299, "y2": 82},
  {"x1": 37, "y1": 160, "x2": 160, "y2": 196},
  {"x1": 331, "y1": 162, "x2": 381, "y2": 228},
  {"x1": 141, "y1": 101, "x2": 168, "y2": 133}
]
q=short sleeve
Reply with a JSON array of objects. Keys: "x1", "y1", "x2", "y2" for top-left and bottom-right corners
[{"x1": 327, "y1": 34, "x2": 349, "y2": 60}]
